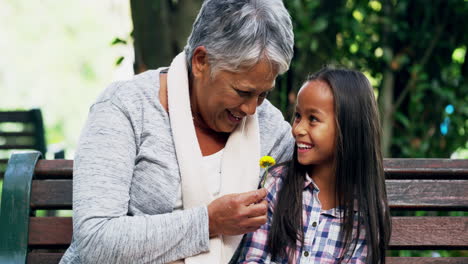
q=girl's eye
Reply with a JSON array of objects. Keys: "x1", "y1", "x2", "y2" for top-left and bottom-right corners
[
  {"x1": 293, "y1": 112, "x2": 301, "y2": 121},
  {"x1": 309, "y1": 115, "x2": 319, "y2": 122}
]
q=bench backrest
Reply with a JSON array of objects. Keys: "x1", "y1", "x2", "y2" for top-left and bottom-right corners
[
  {"x1": 0, "y1": 152, "x2": 467, "y2": 263},
  {"x1": 0, "y1": 110, "x2": 47, "y2": 179}
]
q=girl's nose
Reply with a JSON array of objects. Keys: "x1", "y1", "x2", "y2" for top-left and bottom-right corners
[{"x1": 293, "y1": 122, "x2": 307, "y2": 137}]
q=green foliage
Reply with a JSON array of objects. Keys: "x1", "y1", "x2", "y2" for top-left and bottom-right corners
[
  {"x1": 281, "y1": 0, "x2": 468, "y2": 158},
  {"x1": 388, "y1": 249, "x2": 468, "y2": 257}
]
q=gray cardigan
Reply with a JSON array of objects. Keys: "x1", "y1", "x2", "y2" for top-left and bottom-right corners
[{"x1": 60, "y1": 70, "x2": 294, "y2": 264}]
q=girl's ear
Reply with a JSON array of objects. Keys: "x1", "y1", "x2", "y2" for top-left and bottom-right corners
[{"x1": 191, "y1": 46, "x2": 210, "y2": 78}]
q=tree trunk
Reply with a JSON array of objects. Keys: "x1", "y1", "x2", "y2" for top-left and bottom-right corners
[
  {"x1": 130, "y1": 0, "x2": 202, "y2": 74},
  {"x1": 379, "y1": 0, "x2": 395, "y2": 158},
  {"x1": 380, "y1": 68, "x2": 394, "y2": 158}
]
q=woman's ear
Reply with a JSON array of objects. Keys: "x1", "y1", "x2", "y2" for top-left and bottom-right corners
[{"x1": 191, "y1": 46, "x2": 209, "y2": 78}]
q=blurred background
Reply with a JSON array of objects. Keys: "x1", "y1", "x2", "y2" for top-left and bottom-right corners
[
  {"x1": 0, "y1": 0, "x2": 467, "y2": 258},
  {"x1": 1, "y1": 0, "x2": 466, "y2": 161}
]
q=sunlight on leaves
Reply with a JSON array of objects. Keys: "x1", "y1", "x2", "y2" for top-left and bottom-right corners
[
  {"x1": 452, "y1": 46, "x2": 466, "y2": 64},
  {"x1": 374, "y1": 47, "x2": 383, "y2": 58},
  {"x1": 352, "y1": 10, "x2": 364, "y2": 22},
  {"x1": 369, "y1": 1, "x2": 382, "y2": 12}
]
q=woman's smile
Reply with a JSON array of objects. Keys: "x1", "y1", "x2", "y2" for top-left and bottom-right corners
[{"x1": 227, "y1": 109, "x2": 243, "y2": 124}]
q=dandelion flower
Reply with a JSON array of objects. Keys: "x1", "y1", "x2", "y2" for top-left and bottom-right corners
[
  {"x1": 259, "y1": 156, "x2": 276, "y2": 188},
  {"x1": 259, "y1": 156, "x2": 276, "y2": 168}
]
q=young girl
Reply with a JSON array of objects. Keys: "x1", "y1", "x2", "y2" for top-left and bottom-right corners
[{"x1": 233, "y1": 67, "x2": 391, "y2": 263}]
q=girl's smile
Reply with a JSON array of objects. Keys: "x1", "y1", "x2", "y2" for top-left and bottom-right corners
[{"x1": 296, "y1": 141, "x2": 314, "y2": 153}]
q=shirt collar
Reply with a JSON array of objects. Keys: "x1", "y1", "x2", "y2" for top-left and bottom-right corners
[
  {"x1": 304, "y1": 172, "x2": 319, "y2": 191},
  {"x1": 305, "y1": 172, "x2": 346, "y2": 219}
]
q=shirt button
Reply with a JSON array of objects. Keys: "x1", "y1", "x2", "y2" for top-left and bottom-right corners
[
  {"x1": 304, "y1": 251, "x2": 309, "y2": 257},
  {"x1": 312, "y1": 221, "x2": 317, "y2": 227}
]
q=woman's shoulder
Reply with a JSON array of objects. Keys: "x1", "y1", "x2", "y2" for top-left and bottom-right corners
[
  {"x1": 257, "y1": 99, "x2": 287, "y2": 127},
  {"x1": 256, "y1": 99, "x2": 294, "y2": 163},
  {"x1": 90, "y1": 69, "x2": 168, "y2": 117},
  {"x1": 93, "y1": 69, "x2": 163, "y2": 108}
]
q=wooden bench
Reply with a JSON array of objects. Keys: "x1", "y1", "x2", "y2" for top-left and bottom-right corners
[
  {"x1": 0, "y1": 151, "x2": 467, "y2": 263},
  {"x1": 0, "y1": 109, "x2": 64, "y2": 179}
]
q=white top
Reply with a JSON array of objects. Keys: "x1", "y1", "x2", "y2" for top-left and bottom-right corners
[{"x1": 173, "y1": 148, "x2": 224, "y2": 210}]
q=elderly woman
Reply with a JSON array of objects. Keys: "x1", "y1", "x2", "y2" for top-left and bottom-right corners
[{"x1": 60, "y1": 0, "x2": 294, "y2": 263}]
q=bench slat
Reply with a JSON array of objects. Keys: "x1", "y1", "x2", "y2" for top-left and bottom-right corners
[
  {"x1": 28, "y1": 217, "x2": 468, "y2": 249},
  {"x1": 0, "y1": 132, "x2": 35, "y2": 137},
  {"x1": 384, "y1": 159, "x2": 468, "y2": 179},
  {"x1": 0, "y1": 145, "x2": 37, "y2": 150},
  {"x1": 390, "y1": 217, "x2": 468, "y2": 249},
  {"x1": 386, "y1": 257, "x2": 468, "y2": 264},
  {"x1": 29, "y1": 217, "x2": 72, "y2": 247},
  {"x1": 0, "y1": 111, "x2": 33, "y2": 123},
  {"x1": 387, "y1": 180, "x2": 468, "y2": 210},
  {"x1": 31, "y1": 159, "x2": 468, "y2": 180},
  {"x1": 31, "y1": 181, "x2": 73, "y2": 209},
  {"x1": 29, "y1": 179, "x2": 468, "y2": 210},
  {"x1": 35, "y1": 160, "x2": 73, "y2": 179},
  {"x1": 27, "y1": 252, "x2": 64, "y2": 264}
]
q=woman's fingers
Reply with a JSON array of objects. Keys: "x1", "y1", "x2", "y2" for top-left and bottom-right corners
[
  {"x1": 244, "y1": 200, "x2": 268, "y2": 218},
  {"x1": 207, "y1": 190, "x2": 269, "y2": 237},
  {"x1": 243, "y1": 214, "x2": 268, "y2": 229},
  {"x1": 238, "y1": 188, "x2": 267, "y2": 205}
]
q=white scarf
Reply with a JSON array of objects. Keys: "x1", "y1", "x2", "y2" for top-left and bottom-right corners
[{"x1": 167, "y1": 52, "x2": 261, "y2": 263}]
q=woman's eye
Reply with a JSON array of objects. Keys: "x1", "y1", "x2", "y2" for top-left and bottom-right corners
[
  {"x1": 259, "y1": 91, "x2": 270, "y2": 98},
  {"x1": 236, "y1": 89, "x2": 251, "y2": 97}
]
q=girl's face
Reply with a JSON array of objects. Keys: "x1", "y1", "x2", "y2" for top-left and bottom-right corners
[{"x1": 292, "y1": 80, "x2": 336, "y2": 166}]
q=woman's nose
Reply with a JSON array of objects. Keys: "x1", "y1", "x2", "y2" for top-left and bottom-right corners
[{"x1": 240, "y1": 97, "x2": 258, "y2": 115}]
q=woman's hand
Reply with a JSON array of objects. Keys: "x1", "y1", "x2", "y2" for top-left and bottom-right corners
[{"x1": 207, "y1": 188, "x2": 268, "y2": 237}]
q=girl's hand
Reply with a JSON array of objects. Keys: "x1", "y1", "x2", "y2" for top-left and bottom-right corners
[{"x1": 207, "y1": 188, "x2": 268, "y2": 237}]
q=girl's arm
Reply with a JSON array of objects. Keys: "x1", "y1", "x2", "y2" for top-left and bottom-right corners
[{"x1": 345, "y1": 224, "x2": 368, "y2": 264}]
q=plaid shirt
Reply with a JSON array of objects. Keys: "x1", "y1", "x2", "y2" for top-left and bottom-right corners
[{"x1": 235, "y1": 165, "x2": 367, "y2": 264}]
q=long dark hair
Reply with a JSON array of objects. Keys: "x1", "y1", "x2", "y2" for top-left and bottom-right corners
[{"x1": 267, "y1": 67, "x2": 391, "y2": 263}]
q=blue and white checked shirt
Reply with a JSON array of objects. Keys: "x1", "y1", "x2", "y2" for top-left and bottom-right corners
[{"x1": 235, "y1": 165, "x2": 367, "y2": 264}]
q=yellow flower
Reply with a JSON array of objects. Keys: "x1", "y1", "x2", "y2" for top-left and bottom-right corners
[
  {"x1": 259, "y1": 156, "x2": 276, "y2": 188},
  {"x1": 259, "y1": 156, "x2": 276, "y2": 168}
]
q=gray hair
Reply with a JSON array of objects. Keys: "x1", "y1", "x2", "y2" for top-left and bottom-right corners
[{"x1": 184, "y1": 0, "x2": 294, "y2": 76}]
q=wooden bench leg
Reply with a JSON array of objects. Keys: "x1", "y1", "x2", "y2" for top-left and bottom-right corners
[{"x1": 0, "y1": 151, "x2": 42, "y2": 264}]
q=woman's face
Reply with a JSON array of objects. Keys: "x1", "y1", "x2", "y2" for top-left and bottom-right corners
[
  {"x1": 292, "y1": 80, "x2": 336, "y2": 166},
  {"x1": 191, "y1": 48, "x2": 277, "y2": 133}
]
